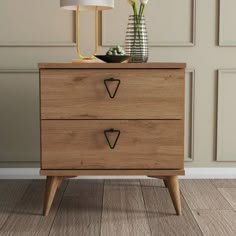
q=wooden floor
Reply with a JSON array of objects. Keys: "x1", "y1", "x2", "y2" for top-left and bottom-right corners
[{"x1": 0, "y1": 179, "x2": 236, "y2": 236}]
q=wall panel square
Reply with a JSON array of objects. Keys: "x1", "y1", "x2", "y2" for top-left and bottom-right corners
[
  {"x1": 0, "y1": 71, "x2": 40, "y2": 162},
  {"x1": 219, "y1": 0, "x2": 236, "y2": 46},
  {"x1": 0, "y1": 0, "x2": 75, "y2": 46},
  {"x1": 185, "y1": 70, "x2": 195, "y2": 161},
  {"x1": 102, "y1": 0, "x2": 196, "y2": 46},
  {"x1": 217, "y1": 70, "x2": 236, "y2": 161}
]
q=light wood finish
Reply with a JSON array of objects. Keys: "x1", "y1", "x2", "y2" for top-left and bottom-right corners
[
  {"x1": 218, "y1": 188, "x2": 236, "y2": 211},
  {"x1": 165, "y1": 176, "x2": 182, "y2": 215},
  {"x1": 40, "y1": 169, "x2": 185, "y2": 176},
  {"x1": 5, "y1": 179, "x2": 236, "y2": 235},
  {"x1": 101, "y1": 180, "x2": 151, "y2": 236},
  {"x1": 140, "y1": 179, "x2": 203, "y2": 236},
  {"x1": 49, "y1": 180, "x2": 104, "y2": 236},
  {"x1": 41, "y1": 120, "x2": 184, "y2": 169},
  {"x1": 0, "y1": 180, "x2": 67, "y2": 236},
  {"x1": 40, "y1": 69, "x2": 184, "y2": 119},
  {"x1": 180, "y1": 180, "x2": 232, "y2": 210},
  {"x1": 192, "y1": 210, "x2": 236, "y2": 236},
  {"x1": 211, "y1": 179, "x2": 236, "y2": 188},
  {"x1": 212, "y1": 180, "x2": 236, "y2": 210},
  {"x1": 0, "y1": 180, "x2": 30, "y2": 229},
  {"x1": 43, "y1": 176, "x2": 63, "y2": 216},
  {"x1": 38, "y1": 62, "x2": 186, "y2": 69},
  {"x1": 190, "y1": 179, "x2": 236, "y2": 236},
  {"x1": 39, "y1": 63, "x2": 185, "y2": 215}
]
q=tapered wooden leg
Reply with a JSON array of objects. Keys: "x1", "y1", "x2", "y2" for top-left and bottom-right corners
[
  {"x1": 166, "y1": 176, "x2": 182, "y2": 215},
  {"x1": 43, "y1": 176, "x2": 62, "y2": 216}
]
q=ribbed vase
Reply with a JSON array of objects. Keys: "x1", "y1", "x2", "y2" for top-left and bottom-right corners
[{"x1": 125, "y1": 15, "x2": 149, "y2": 63}]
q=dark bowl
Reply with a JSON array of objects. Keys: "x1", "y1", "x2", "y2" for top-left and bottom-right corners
[{"x1": 96, "y1": 55, "x2": 130, "y2": 63}]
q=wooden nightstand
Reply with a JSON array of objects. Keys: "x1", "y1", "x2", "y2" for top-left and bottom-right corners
[{"x1": 38, "y1": 63, "x2": 185, "y2": 216}]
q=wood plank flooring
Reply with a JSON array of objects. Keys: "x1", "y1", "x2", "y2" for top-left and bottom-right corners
[
  {"x1": 50, "y1": 180, "x2": 104, "y2": 236},
  {"x1": 101, "y1": 180, "x2": 151, "y2": 236},
  {"x1": 140, "y1": 179, "x2": 203, "y2": 236},
  {"x1": 0, "y1": 179, "x2": 235, "y2": 236},
  {"x1": 0, "y1": 180, "x2": 30, "y2": 229}
]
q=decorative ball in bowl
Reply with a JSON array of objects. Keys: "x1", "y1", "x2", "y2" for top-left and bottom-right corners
[{"x1": 96, "y1": 46, "x2": 130, "y2": 63}]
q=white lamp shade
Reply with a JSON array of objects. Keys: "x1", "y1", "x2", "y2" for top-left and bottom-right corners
[{"x1": 60, "y1": 0, "x2": 114, "y2": 11}]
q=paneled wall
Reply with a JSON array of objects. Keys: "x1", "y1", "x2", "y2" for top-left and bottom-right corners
[{"x1": 0, "y1": 0, "x2": 236, "y2": 167}]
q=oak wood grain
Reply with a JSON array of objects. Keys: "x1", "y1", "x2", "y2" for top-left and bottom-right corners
[
  {"x1": 180, "y1": 180, "x2": 232, "y2": 210},
  {"x1": 39, "y1": 62, "x2": 186, "y2": 69},
  {"x1": 40, "y1": 169, "x2": 185, "y2": 176},
  {"x1": 49, "y1": 180, "x2": 104, "y2": 236},
  {"x1": 101, "y1": 180, "x2": 151, "y2": 236},
  {"x1": 43, "y1": 176, "x2": 63, "y2": 216},
  {"x1": 148, "y1": 176, "x2": 182, "y2": 215},
  {"x1": 192, "y1": 210, "x2": 236, "y2": 236},
  {"x1": 41, "y1": 120, "x2": 184, "y2": 170},
  {"x1": 165, "y1": 176, "x2": 182, "y2": 215},
  {"x1": 40, "y1": 69, "x2": 184, "y2": 119},
  {"x1": 0, "y1": 180, "x2": 67, "y2": 236},
  {"x1": 140, "y1": 179, "x2": 203, "y2": 236},
  {"x1": 0, "y1": 180, "x2": 31, "y2": 230},
  {"x1": 38, "y1": 62, "x2": 186, "y2": 216}
]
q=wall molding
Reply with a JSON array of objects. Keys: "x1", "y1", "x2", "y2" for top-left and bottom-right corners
[
  {"x1": 102, "y1": 0, "x2": 196, "y2": 47},
  {"x1": 219, "y1": 0, "x2": 236, "y2": 46},
  {"x1": 0, "y1": 69, "x2": 40, "y2": 162},
  {"x1": 185, "y1": 69, "x2": 195, "y2": 162},
  {"x1": 217, "y1": 69, "x2": 236, "y2": 161},
  {"x1": 157, "y1": 0, "x2": 196, "y2": 47},
  {"x1": 0, "y1": 168, "x2": 236, "y2": 179},
  {"x1": 0, "y1": 69, "x2": 39, "y2": 73},
  {"x1": 0, "y1": 43, "x2": 76, "y2": 47},
  {"x1": 0, "y1": 7, "x2": 76, "y2": 47}
]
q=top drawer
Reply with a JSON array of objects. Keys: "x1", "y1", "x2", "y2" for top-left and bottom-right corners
[{"x1": 40, "y1": 69, "x2": 184, "y2": 119}]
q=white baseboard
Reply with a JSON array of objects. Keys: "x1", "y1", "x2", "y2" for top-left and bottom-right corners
[{"x1": 0, "y1": 168, "x2": 236, "y2": 179}]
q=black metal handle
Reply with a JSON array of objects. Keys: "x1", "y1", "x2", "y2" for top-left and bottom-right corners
[
  {"x1": 104, "y1": 128, "x2": 121, "y2": 149},
  {"x1": 104, "y1": 78, "x2": 121, "y2": 99}
]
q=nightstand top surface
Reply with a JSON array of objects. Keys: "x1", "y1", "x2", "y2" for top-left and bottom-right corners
[{"x1": 38, "y1": 62, "x2": 186, "y2": 69}]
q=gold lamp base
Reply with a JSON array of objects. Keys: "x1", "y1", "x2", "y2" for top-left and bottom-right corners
[
  {"x1": 72, "y1": 57, "x2": 104, "y2": 63},
  {"x1": 73, "y1": 6, "x2": 99, "y2": 63}
]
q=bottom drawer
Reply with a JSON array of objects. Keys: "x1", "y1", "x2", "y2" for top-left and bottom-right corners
[{"x1": 41, "y1": 120, "x2": 184, "y2": 169}]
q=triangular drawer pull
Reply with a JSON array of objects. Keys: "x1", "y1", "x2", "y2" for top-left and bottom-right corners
[
  {"x1": 104, "y1": 128, "x2": 121, "y2": 149},
  {"x1": 104, "y1": 78, "x2": 121, "y2": 99}
]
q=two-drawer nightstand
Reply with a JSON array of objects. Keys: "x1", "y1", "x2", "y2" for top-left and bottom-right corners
[{"x1": 38, "y1": 63, "x2": 186, "y2": 216}]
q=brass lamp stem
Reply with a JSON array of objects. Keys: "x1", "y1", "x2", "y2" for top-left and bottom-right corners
[{"x1": 76, "y1": 6, "x2": 99, "y2": 60}]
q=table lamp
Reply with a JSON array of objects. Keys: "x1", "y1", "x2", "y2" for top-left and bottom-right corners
[{"x1": 60, "y1": 0, "x2": 114, "y2": 62}]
